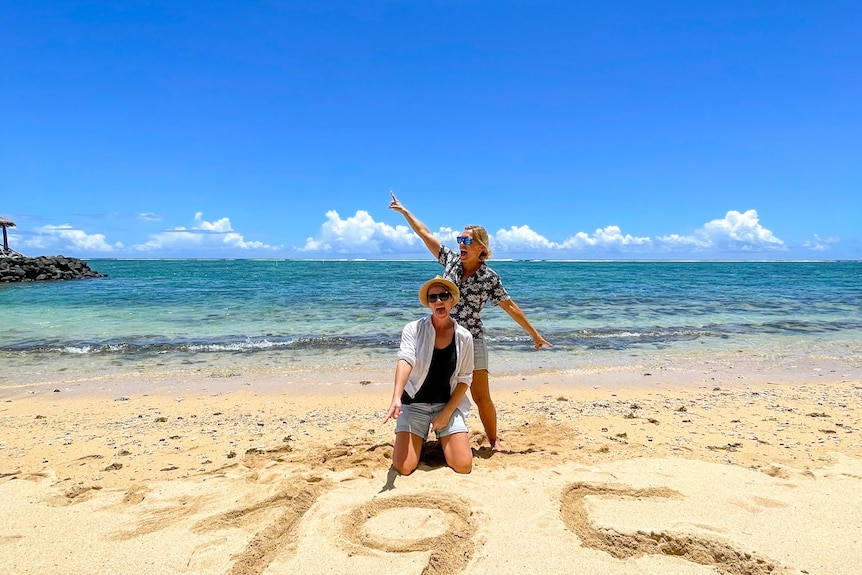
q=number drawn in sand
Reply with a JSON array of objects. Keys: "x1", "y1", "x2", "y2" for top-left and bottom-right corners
[
  {"x1": 560, "y1": 482, "x2": 788, "y2": 575},
  {"x1": 113, "y1": 479, "x2": 327, "y2": 575},
  {"x1": 111, "y1": 490, "x2": 215, "y2": 541},
  {"x1": 111, "y1": 474, "x2": 797, "y2": 575},
  {"x1": 192, "y1": 482, "x2": 327, "y2": 575},
  {"x1": 342, "y1": 492, "x2": 477, "y2": 575}
]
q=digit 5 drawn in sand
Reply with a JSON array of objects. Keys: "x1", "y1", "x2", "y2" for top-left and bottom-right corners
[
  {"x1": 560, "y1": 482, "x2": 789, "y2": 575},
  {"x1": 342, "y1": 492, "x2": 477, "y2": 575}
]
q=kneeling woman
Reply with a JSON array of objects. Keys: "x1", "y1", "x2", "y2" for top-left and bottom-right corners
[{"x1": 383, "y1": 277, "x2": 475, "y2": 474}]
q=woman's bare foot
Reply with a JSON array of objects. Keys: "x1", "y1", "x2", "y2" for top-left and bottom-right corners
[{"x1": 491, "y1": 438, "x2": 510, "y2": 453}]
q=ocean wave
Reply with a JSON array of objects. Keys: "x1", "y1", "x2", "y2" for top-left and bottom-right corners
[
  {"x1": 1, "y1": 334, "x2": 403, "y2": 356},
  {"x1": 3, "y1": 318, "x2": 860, "y2": 358}
]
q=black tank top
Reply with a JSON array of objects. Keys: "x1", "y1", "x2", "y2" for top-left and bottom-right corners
[{"x1": 402, "y1": 336, "x2": 456, "y2": 404}]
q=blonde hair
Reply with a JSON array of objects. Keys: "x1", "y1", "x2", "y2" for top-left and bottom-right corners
[{"x1": 464, "y1": 225, "x2": 492, "y2": 261}]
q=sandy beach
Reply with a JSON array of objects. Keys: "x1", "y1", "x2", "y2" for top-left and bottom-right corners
[{"x1": 2, "y1": 364, "x2": 861, "y2": 575}]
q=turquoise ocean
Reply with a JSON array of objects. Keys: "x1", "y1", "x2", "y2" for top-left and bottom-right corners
[{"x1": 1, "y1": 259, "x2": 861, "y2": 390}]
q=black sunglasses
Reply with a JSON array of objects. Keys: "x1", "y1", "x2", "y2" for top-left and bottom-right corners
[
  {"x1": 456, "y1": 236, "x2": 473, "y2": 245},
  {"x1": 426, "y1": 292, "x2": 452, "y2": 302}
]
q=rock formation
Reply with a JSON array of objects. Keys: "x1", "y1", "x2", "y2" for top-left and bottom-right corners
[{"x1": 0, "y1": 255, "x2": 106, "y2": 283}]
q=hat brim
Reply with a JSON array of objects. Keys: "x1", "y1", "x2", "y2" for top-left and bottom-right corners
[{"x1": 418, "y1": 276, "x2": 460, "y2": 307}]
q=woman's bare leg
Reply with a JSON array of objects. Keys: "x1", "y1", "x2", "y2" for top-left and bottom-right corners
[
  {"x1": 469, "y1": 369, "x2": 508, "y2": 451},
  {"x1": 439, "y1": 432, "x2": 472, "y2": 473},
  {"x1": 391, "y1": 431, "x2": 424, "y2": 475}
]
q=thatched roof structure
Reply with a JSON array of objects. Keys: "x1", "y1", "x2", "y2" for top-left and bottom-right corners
[{"x1": 1, "y1": 216, "x2": 18, "y2": 254}]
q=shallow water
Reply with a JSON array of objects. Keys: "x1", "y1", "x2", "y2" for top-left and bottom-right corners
[{"x1": 2, "y1": 259, "x2": 860, "y2": 388}]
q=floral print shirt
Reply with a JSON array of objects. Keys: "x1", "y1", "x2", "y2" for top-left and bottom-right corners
[{"x1": 438, "y1": 245, "x2": 510, "y2": 339}]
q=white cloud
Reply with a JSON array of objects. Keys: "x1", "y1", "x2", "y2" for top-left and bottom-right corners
[
  {"x1": 802, "y1": 234, "x2": 839, "y2": 252},
  {"x1": 137, "y1": 212, "x2": 163, "y2": 222},
  {"x1": 298, "y1": 208, "x2": 787, "y2": 258},
  {"x1": 494, "y1": 224, "x2": 652, "y2": 252},
  {"x1": 22, "y1": 224, "x2": 123, "y2": 252},
  {"x1": 658, "y1": 209, "x2": 784, "y2": 253},
  {"x1": 655, "y1": 233, "x2": 708, "y2": 248},
  {"x1": 134, "y1": 212, "x2": 281, "y2": 252},
  {"x1": 563, "y1": 226, "x2": 653, "y2": 250},
  {"x1": 701, "y1": 209, "x2": 784, "y2": 250},
  {"x1": 298, "y1": 210, "x2": 457, "y2": 254},
  {"x1": 495, "y1": 225, "x2": 558, "y2": 250}
]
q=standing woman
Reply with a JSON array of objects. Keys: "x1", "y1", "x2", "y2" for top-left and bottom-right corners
[
  {"x1": 389, "y1": 192, "x2": 552, "y2": 452},
  {"x1": 383, "y1": 277, "x2": 475, "y2": 475}
]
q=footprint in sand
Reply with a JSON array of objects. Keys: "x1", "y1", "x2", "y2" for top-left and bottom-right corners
[{"x1": 733, "y1": 495, "x2": 788, "y2": 513}]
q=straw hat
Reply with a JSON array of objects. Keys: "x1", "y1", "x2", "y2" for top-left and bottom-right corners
[{"x1": 418, "y1": 276, "x2": 460, "y2": 307}]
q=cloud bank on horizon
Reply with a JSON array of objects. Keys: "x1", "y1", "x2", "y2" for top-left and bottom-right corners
[
  {"x1": 299, "y1": 207, "x2": 788, "y2": 257},
  {"x1": 5, "y1": 207, "x2": 848, "y2": 260}
]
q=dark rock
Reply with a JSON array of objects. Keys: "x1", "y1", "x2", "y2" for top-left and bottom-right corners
[{"x1": 0, "y1": 255, "x2": 106, "y2": 283}]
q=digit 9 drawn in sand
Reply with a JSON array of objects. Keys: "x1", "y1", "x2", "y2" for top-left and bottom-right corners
[
  {"x1": 560, "y1": 482, "x2": 788, "y2": 575},
  {"x1": 342, "y1": 492, "x2": 477, "y2": 575}
]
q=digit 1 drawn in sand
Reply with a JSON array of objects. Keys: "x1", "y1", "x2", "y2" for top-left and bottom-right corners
[
  {"x1": 560, "y1": 482, "x2": 788, "y2": 575},
  {"x1": 342, "y1": 492, "x2": 477, "y2": 575}
]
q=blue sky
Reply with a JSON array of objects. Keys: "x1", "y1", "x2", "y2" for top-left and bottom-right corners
[{"x1": 2, "y1": 1, "x2": 859, "y2": 260}]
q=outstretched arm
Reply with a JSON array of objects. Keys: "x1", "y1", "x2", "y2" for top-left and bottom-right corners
[
  {"x1": 388, "y1": 191, "x2": 442, "y2": 258},
  {"x1": 383, "y1": 359, "x2": 413, "y2": 424},
  {"x1": 498, "y1": 299, "x2": 553, "y2": 351}
]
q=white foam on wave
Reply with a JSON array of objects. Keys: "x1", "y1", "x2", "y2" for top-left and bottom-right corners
[
  {"x1": 187, "y1": 338, "x2": 297, "y2": 352},
  {"x1": 62, "y1": 346, "x2": 92, "y2": 354}
]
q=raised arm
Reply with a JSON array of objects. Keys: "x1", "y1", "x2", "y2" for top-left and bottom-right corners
[
  {"x1": 388, "y1": 191, "x2": 442, "y2": 257},
  {"x1": 498, "y1": 299, "x2": 553, "y2": 351}
]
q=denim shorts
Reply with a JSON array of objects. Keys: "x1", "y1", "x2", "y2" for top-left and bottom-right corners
[
  {"x1": 473, "y1": 337, "x2": 488, "y2": 371},
  {"x1": 396, "y1": 403, "x2": 468, "y2": 441}
]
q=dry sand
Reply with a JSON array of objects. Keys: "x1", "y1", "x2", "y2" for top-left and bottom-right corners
[{"x1": 2, "y1": 368, "x2": 861, "y2": 575}]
